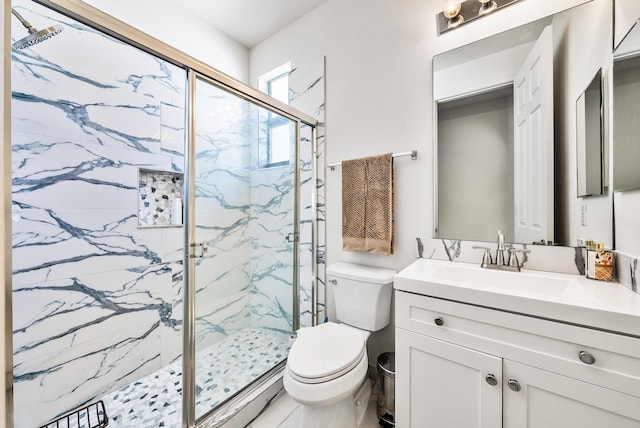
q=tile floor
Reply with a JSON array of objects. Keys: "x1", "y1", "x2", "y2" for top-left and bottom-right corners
[
  {"x1": 249, "y1": 379, "x2": 384, "y2": 428},
  {"x1": 100, "y1": 328, "x2": 290, "y2": 427}
]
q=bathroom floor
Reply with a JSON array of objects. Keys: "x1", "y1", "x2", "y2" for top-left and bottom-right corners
[
  {"x1": 100, "y1": 328, "x2": 290, "y2": 427},
  {"x1": 249, "y1": 379, "x2": 383, "y2": 428}
]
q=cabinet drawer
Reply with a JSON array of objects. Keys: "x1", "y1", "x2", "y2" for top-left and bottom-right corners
[{"x1": 396, "y1": 291, "x2": 640, "y2": 398}]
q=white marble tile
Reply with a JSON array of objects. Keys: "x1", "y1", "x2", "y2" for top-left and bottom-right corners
[
  {"x1": 289, "y1": 58, "x2": 326, "y2": 118},
  {"x1": 11, "y1": 2, "x2": 325, "y2": 426},
  {"x1": 161, "y1": 101, "x2": 187, "y2": 157},
  {"x1": 249, "y1": 381, "x2": 382, "y2": 428},
  {"x1": 417, "y1": 236, "x2": 583, "y2": 275}
]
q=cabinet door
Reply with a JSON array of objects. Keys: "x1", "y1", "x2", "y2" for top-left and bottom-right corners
[
  {"x1": 503, "y1": 360, "x2": 640, "y2": 428},
  {"x1": 396, "y1": 328, "x2": 502, "y2": 428}
]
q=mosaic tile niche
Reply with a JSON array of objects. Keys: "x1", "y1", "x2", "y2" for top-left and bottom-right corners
[{"x1": 138, "y1": 168, "x2": 184, "y2": 227}]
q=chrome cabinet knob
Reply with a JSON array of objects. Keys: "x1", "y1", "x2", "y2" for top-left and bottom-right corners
[
  {"x1": 434, "y1": 317, "x2": 444, "y2": 326},
  {"x1": 485, "y1": 374, "x2": 498, "y2": 386},
  {"x1": 508, "y1": 379, "x2": 521, "y2": 392},
  {"x1": 579, "y1": 351, "x2": 596, "y2": 365}
]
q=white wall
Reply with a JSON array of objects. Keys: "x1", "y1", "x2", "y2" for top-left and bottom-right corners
[
  {"x1": 614, "y1": 0, "x2": 640, "y2": 48},
  {"x1": 81, "y1": 0, "x2": 250, "y2": 83},
  {"x1": 437, "y1": 92, "x2": 514, "y2": 242},
  {"x1": 554, "y1": 0, "x2": 614, "y2": 248},
  {"x1": 249, "y1": 0, "x2": 594, "y2": 365}
]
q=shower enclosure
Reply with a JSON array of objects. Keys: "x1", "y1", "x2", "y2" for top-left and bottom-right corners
[{"x1": 8, "y1": 0, "x2": 324, "y2": 426}]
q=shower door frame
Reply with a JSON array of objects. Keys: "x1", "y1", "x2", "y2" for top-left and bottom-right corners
[
  {"x1": 185, "y1": 69, "x2": 306, "y2": 426},
  {"x1": 3, "y1": 1, "x2": 319, "y2": 427}
]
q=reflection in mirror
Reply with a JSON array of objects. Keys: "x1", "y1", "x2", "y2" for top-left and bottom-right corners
[
  {"x1": 613, "y1": 19, "x2": 640, "y2": 192},
  {"x1": 434, "y1": 19, "x2": 554, "y2": 245},
  {"x1": 437, "y1": 87, "x2": 514, "y2": 242},
  {"x1": 433, "y1": 0, "x2": 613, "y2": 248},
  {"x1": 576, "y1": 69, "x2": 603, "y2": 197}
]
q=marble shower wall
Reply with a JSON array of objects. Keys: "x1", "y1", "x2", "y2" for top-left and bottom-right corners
[
  {"x1": 10, "y1": 2, "x2": 322, "y2": 426},
  {"x1": 192, "y1": 81, "x2": 253, "y2": 352},
  {"x1": 11, "y1": 1, "x2": 186, "y2": 426},
  {"x1": 289, "y1": 58, "x2": 326, "y2": 327}
]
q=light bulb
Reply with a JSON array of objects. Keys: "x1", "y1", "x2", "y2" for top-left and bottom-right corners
[{"x1": 443, "y1": 1, "x2": 462, "y2": 19}]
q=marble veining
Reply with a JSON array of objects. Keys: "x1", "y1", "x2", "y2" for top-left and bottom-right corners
[
  {"x1": 418, "y1": 237, "x2": 583, "y2": 275},
  {"x1": 289, "y1": 58, "x2": 326, "y2": 326},
  {"x1": 11, "y1": 2, "x2": 323, "y2": 427},
  {"x1": 11, "y1": 0, "x2": 323, "y2": 427},
  {"x1": 616, "y1": 251, "x2": 640, "y2": 294}
]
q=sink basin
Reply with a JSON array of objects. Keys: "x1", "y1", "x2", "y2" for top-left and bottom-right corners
[
  {"x1": 394, "y1": 258, "x2": 640, "y2": 336},
  {"x1": 427, "y1": 261, "x2": 583, "y2": 299}
]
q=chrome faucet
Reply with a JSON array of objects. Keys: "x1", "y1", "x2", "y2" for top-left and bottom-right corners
[
  {"x1": 472, "y1": 230, "x2": 530, "y2": 272},
  {"x1": 496, "y1": 230, "x2": 506, "y2": 266}
]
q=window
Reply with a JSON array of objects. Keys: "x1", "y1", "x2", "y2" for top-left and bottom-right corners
[{"x1": 259, "y1": 64, "x2": 292, "y2": 168}]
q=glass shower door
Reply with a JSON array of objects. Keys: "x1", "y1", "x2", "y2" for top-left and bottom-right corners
[{"x1": 188, "y1": 74, "x2": 298, "y2": 421}]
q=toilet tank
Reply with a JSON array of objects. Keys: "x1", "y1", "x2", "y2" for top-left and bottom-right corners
[{"x1": 327, "y1": 262, "x2": 396, "y2": 331}]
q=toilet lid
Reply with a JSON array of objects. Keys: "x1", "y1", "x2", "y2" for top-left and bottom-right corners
[{"x1": 288, "y1": 322, "x2": 366, "y2": 384}]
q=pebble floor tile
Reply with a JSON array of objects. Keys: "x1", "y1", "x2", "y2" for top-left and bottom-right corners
[{"x1": 101, "y1": 328, "x2": 290, "y2": 427}]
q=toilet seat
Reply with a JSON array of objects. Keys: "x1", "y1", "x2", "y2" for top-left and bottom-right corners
[{"x1": 287, "y1": 322, "x2": 366, "y2": 384}]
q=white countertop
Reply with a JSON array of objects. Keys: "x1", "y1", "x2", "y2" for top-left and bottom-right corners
[{"x1": 394, "y1": 258, "x2": 640, "y2": 337}]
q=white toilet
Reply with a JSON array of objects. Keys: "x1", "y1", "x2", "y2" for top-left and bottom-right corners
[{"x1": 284, "y1": 262, "x2": 396, "y2": 428}]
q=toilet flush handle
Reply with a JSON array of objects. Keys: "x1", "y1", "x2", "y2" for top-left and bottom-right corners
[{"x1": 328, "y1": 279, "x2": 337, "y2": 285}]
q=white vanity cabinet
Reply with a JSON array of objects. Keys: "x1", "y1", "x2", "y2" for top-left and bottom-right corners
[
  {"x1": 395, "y1": 291, "x2": 640, "y2": 428},
  {"x1": 503, "y1": 360, "x2": 640, "y2": 427},
  {"x1": 396, "y1": 327, "x2": 502, "y2": 427}
]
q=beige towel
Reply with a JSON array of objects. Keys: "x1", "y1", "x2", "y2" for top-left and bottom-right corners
[{"x1": 342, "y1": 153, "x2": 394, "y2": 256}]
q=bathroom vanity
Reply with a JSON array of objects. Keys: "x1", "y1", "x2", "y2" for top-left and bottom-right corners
[{"x1": 394, "y1": 258, "x2": 640, "y2": 427}]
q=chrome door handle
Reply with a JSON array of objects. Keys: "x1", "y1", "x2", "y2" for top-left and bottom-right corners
[
  {"x1": 579, "y1": 351, "x2": 596, "y2": 365},
  {"x1": 285, "y1": 232, "x2": 298, "y2": 243},
  {"x1": 508, "y1": 379, "x2": 521, "y2": 392},
  {"x1": 485, "y1": 374, "x2": 498, "y2": 386},
  {"x1": 189, "y1": 242, "x2": 208, "y2": 258}
]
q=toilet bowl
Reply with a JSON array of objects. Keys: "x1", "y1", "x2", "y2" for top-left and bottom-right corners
[
  {"x1": 284, "y1": 322, "x2": 369, "y2": 403},
  {"x1": 284, "y1": 262, "x2": 396, "y2": 428},
  {"x1": 284, "y1": 322, "x2": 370, "y2": 427}
]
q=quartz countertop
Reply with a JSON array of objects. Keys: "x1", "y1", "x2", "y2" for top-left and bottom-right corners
[{"x1": 394, "y1": 258, "x2": 640, "y2": 337}]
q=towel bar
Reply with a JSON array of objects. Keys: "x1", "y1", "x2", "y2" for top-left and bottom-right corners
[{"x1": 328, "y1": 150, "x2": 417, "y2": 170}]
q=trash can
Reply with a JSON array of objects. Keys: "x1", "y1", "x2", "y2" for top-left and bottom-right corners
[{"x1": 376, "y1": 352, "x2": 395, "y2": 427}]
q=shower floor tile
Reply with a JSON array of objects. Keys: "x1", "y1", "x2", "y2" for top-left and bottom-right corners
[{"x1": 101, "y1": 328, "x2": 290, "y2": 427}]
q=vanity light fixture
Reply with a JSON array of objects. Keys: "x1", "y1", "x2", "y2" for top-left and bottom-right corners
[
  {"x1": 443, "y1": 1, "x2": 464, "y2": 29},
  {"x1": 436, "y1": 0, "x2": 523, "y2": 36},
  {"x1": 478, "y1": 0, "x2": 498, "y2": 15}
]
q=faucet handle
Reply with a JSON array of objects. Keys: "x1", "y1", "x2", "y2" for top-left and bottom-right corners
[
  {"x1": 472, "y1": 245, "x2": 493, "y2": 268},
  {"x1": 508, "y1": 248, "x2": 531, "y2": 270}
]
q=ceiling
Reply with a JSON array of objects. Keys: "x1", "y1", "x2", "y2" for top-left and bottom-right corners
[{"x1": 173, "y1": 0, "x2": 328, "y2": 48}]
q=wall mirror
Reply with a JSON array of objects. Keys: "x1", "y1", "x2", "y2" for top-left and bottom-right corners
[
  {"x1": 613, "y1": 18, "x2": 640, "y2": 192},
  {"x1": 433, "y1": 0, "x2": 613, "y2": 247},
  {"x1": 576, "y1": 68, "x2": 604, "y2": 197}
]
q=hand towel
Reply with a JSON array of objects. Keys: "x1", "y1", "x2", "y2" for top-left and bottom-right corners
[{"x1": 342, "y1": 153, "x2": 394, "y2": 256}]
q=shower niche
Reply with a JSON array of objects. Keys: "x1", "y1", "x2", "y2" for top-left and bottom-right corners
[{"x1": 137, "y1": 168, "x2": 184, "y2": 227}]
